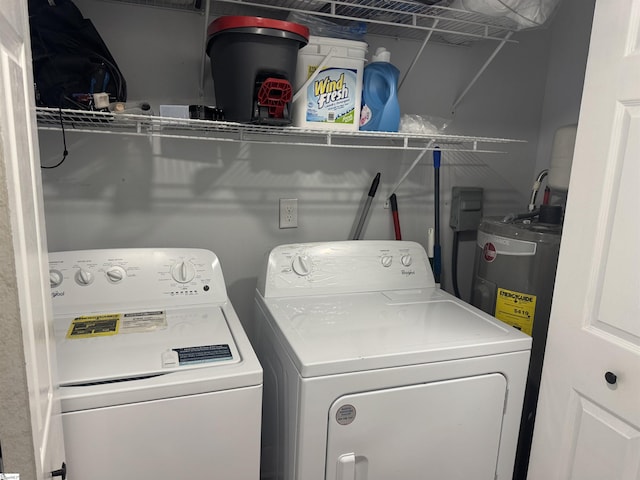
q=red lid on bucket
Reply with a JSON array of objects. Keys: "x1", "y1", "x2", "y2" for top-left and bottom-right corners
[{"x1": 207, "y1": 16, "x2": 309, "y2": 41}]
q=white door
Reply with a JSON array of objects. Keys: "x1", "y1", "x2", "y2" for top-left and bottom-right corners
[
  {"x1": 0, "y1": 0, "x2": 66, "y2": 477},
  {"x1": 326, "y1": 374, "x2": 507, "y2": 480},
  {"x1": 528, "y1": 0, "x2": 640, "y2": 478}
]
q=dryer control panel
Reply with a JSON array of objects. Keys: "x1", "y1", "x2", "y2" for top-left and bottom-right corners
[
  {"x1": 258, "y1": 241, "x2": 436, "y2": 298},
  {"x1": 49, "y1": 248, "x2": 227, "y2": 314}
]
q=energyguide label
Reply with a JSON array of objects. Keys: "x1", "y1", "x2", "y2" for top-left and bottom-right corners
[{"x1": 494, "y1": 288, "x2": 537, "y2": 336}]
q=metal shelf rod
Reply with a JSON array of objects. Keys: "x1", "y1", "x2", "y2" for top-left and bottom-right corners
[
  {"x1": 451, "y1": 31, "x2": 514, "y2": 112},
  {"x1": 199, "y1": 0, "x2": 212, "y2": 99},
  {"x1": 398, "y1": 18, "x2": 438, "y2": 92},
  {"x1": 389, "y1": 141, "x2": 433, "y2": 198}
]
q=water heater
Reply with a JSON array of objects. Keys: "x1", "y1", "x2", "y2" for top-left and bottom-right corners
[
  {"x1": 471, "y1": 218, "x2": 561, "y2": 480},
  {"x1": 471, "y1": 219, "x2": 561, "y2": 334}
]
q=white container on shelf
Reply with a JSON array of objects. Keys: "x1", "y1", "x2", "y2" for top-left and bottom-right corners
[
  {"x1": 293, "y1": 35, "x2": 367, "y2": 131},
  {"x1": 548, "y1": 124, "x2": 578, "y2": 191}
]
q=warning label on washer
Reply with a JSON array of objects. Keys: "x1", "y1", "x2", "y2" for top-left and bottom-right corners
[
  {"x1": 67, "y1": 314, "x2": 120, "y2": 338},
  {"x1": 173, "y1": 344, "x2": 232, "y2": 365},
  {"x1": 495, "y1": 288, "x2": 536, "y2": 336},
  {"x1": 120, "y1": 311, "x2": 167, "y2": 333}
]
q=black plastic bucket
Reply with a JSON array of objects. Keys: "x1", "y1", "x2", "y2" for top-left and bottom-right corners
[{"x1": 206, "y1": 16, "x2": 309, "y2": 124}]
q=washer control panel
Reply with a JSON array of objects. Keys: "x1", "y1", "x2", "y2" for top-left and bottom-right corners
[
  {"x1": 49, "y1": 248, "x2": 227, "y2": 313},
  {"x1": 258, "y1": 241, "x2": 435, "y2": 298}
]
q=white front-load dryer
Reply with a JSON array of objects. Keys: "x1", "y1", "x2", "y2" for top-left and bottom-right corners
[
  {"x1": 254, "y1": 241, "x2": 531, "y2": 480},
  {"x1": 50, "y1": 248, "x2": 262, "y2": 480}
]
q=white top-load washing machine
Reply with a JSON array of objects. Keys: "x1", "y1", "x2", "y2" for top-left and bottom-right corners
[
  {"x1": 254, "y1": 241, "x2": 532, "y2": 480},
  {"x1": 49, "y1": 248, "x2": 262, "y2": 480}
]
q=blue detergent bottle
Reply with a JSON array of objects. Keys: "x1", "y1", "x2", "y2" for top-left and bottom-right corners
[{"x1": 359, "y1": 47, "x2": 401, "y2": 132}]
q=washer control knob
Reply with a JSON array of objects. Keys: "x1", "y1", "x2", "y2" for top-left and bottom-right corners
[
  {"x1": 50, "y1": 269, "x2": 63, "y2": 289},
  {"x1": 75, "y1": 268, "x2": 94, "y2": 286},
  {"x1": 400, "y1": 254, "x2": 413, "y2": 267},
  {"x1": 291, "y1": 255, "x2": 312, "y2": 276},
  {"x1": 381, "y1": 255, "x2": 393, "y2": 268},
  {"x1": 106, "y1": 266, "x2": 126, "y2": 284},
  {"x1": 171, "y1": 261, "x2": 196, "y2": 283}
]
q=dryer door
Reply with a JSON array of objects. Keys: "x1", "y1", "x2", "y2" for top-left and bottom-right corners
[{"x1": 326, "y1": 373, "x2": 507, "y2": 480}]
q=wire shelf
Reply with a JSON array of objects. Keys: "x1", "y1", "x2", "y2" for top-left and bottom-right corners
[
  {"x1": 209, "y1": 0, "x2": 519, "y2": 44},
  {"x1": 36, "y1": 108, "x2": 524, "y2": 153},
  {"x1": 98, "y1": 0, "x2": 518, "y2": 44},
  {"x1": 99, "y1": 0, "x2": 205, "y2": 11}
]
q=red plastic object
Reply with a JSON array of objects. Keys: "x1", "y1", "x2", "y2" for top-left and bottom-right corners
[
  {"x1": 208, "y1": 16, "x2": 309, "y2": 40},
  {"x1": 257, "y1": 78, "x2": 293, "y2": 119}
]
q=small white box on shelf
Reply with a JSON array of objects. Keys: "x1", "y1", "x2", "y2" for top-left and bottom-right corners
[{"x1": 159, "y1": 105, "x2": 190, "y2": 119}]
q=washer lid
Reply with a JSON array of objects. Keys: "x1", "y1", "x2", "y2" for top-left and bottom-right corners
[
  {"x1": 261, "y1": 288, "x2": 532, "y2": 377},
  {"x1": 55, "y1": 305, "x2": 241, "y2": 387}
]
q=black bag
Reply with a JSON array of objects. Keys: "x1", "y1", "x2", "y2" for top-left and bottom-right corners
[{"x1": 28, "y1": 0, "x2": 127, "y2": 109}]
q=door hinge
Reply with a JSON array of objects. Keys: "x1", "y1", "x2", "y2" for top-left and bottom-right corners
[{"x1": 51, "y1": 462, "x2": 66, "y2": 479}]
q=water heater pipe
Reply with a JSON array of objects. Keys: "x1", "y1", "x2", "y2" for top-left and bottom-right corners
[{"x1": 528, "y1": 169, "x2": 549, "y2": 212}]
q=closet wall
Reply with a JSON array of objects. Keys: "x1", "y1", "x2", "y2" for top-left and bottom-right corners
[{"x1": 38, "y1": 0, "x2": 594, "y2": 328}]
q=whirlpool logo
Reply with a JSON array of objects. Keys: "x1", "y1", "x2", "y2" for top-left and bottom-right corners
[{"x1": 52, "y1": 291, "x2": 65, "y2": 298}]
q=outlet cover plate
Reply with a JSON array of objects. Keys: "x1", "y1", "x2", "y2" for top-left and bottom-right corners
[{"x1": 279, "y1": 198, "x2": 298, "y2": 229}]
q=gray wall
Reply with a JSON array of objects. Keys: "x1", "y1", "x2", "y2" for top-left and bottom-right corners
[
  {"x1": 39, "y1": 0, "x2": 594, "y2": 328},
  {"x1": 534, "y1": 0, "x2": 595, "y2": 176}
]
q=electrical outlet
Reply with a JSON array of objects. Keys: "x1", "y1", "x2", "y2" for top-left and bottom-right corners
[{"x1": 279, "y1": 198, "x2": 298, "y2": 229}]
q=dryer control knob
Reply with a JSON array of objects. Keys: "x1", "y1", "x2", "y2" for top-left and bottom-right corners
[
  {"x1": 106, "y1": 266, "x2": 126, "y2": 284},
  {"x1": 171, "y1": 261, "x2": 196, "y2": 283},
  {"x1": 75, "y1": 268, "x2": 94, "y2": 286},
  {"x1": 381, "y1": 255, "x2": 393, "y2": 267},
  {"x1": 401, "y1": 254, "x2": 413, "y2": 267},
  {"x1": 50, "y1": 269, "x2": 63, "y2": 288},
  {"x1": 291, "y1": 255, "x2": 312, "y2": 276}
]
